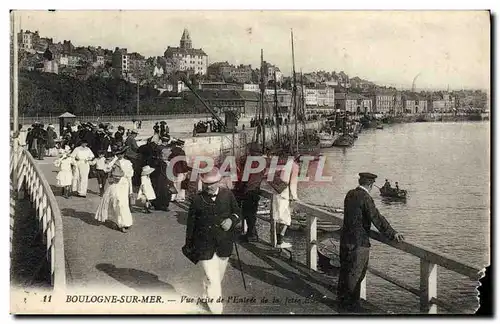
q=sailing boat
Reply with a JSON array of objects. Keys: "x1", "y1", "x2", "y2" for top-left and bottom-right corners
[
  {"x1": 333, "y1": 82, "x2": 355, "y2": 147},
  {"x1": 288, "y1": 32, "x2": 321, "y2": 157}
]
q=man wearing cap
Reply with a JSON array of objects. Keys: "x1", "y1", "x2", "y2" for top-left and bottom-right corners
[
  {"x1": 337, "y1": 172, "x2": 404, "y2": 312},
  {"x1": 184, "y1": 167, "x2": 241, "y2": 314},
  {"x1": 70, "y1": 139, "x2": 95, "y2": 197}
]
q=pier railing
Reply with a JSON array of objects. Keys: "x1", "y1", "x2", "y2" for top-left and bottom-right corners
[
  {"x1": 258, "y1": 188, "x2": 484, "y2": 314},
  {"x1": 10, "y1": 145, "x2": 66, "y2": 292}
]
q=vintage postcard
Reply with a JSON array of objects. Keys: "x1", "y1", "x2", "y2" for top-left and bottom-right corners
[{"x1": 9, "y1": 10, "x2": 490, "y2": 315}]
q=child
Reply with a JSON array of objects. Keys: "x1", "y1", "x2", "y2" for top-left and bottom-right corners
[
  {"x1": 92, "y1": 150, "x2": 108, "y2": 196},
  {"x1": 54, "y1": 147, "x2": 75, "y2": 199},
  {"x1": 138, "y1": 165, "x2": 156, "y2": 213}
]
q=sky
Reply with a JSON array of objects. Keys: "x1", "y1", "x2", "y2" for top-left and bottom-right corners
[{"x1": 13, "y1": 10, "x2": 490, "y2": 91}]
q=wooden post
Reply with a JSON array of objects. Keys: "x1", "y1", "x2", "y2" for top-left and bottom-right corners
[
  {"x1": 306, "y1": 214, "x2": 317, "y2": 271},
  {"x1": 420, "y1": 259, "x2": 438, "y2": 313},
  {"x1": 360, "y1": 275, "x2": 367, "y2": 300},
  {"x1": 270, "y1": 199, "x2": 277, "y2": 247}
]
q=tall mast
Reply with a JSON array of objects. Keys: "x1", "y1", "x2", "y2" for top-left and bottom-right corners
[
  {"x1": 260, "y1": 48, "x2": 266, "y2": 153},
  {"x1": 291, "y1": 29, "x2": 298, "y2": 153},
  {"x1": 273, "y1": 70, "x2": 280, "y2": 145},
  {"x1": 300, "y1": 71, "x2": 305, "y2": 125}
]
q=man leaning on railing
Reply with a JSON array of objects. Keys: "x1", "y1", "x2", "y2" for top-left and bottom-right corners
[{"x1": 337, "y1": 172, "x2": 405, "y2": 313}]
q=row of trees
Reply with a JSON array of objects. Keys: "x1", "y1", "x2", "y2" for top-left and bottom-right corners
[{"x1": 18, "y1": 70, "x2": 206, "y2": 116}]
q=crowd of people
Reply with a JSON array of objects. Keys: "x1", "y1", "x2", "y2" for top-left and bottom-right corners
[
  {"x1": 12, "y1": 117, "x2": 407, "y2": 314},
  {"x1": 192, "y1": 119, "x2": 224, "y2": 136},
  {"x1": 50, "y1": 120, "x2": 187, "y2": 222},
  {"x1": 15, "y1": 122, "x2": 58, "y2": 160}
]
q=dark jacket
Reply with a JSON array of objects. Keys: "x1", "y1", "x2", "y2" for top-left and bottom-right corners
[
  {"x1": 185, "y1": 187, "x2": 241, "y2": 261},
  {"x1": 169, "y1": 146, "x2": 189, "y2": 176},
  {"x1": 340, "y1": 186, "x2": 396, "y2": 248},
  {"x1": 46, "y1": 128, "x2": 56, "y2": 148},
  {"x1": 125, "y1": 136, "x2": 140, "y2": 160},
  {"x1": 114, "y1": 131, "x2": 124, "y2": 145}
]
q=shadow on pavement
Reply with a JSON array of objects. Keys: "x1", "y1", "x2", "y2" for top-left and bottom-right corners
[
  {"x1": 61, "y1": 208, "x2": 102, "y2": 226},
  {"x1": 231, "y1": 242, "x2": 342, "y2": 313},
  {"x1": 96, "y1": 263, "x2": 177, "y2": 294},
  {"x1": 175, "y1": 211, "x2": 188, "y2": 225}
]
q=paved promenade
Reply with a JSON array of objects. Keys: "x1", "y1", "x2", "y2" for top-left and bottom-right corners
[{"x1": 36, "y1": 157, "x2": 380, "y2": 314}]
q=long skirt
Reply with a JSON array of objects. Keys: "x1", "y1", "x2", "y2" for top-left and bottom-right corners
[
  {"x1": 272, "y1": 191, "x2": 292, "y2": 226},
  {"x1": 95, "y1": 177, "x2": 133, "y2": 228}
]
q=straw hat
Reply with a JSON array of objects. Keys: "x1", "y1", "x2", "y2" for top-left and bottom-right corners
[
  {"x1": 141, "y1": 165, "x2": 155, "y2": 176},
  {"x1": 200, "y1": 167, "x2": 222, "y2": 184}
]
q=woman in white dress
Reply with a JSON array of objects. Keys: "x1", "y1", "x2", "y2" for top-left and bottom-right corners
[
  {"x1": 270, "y1": 152, "x2": 300, "y2": 248},
  {"x1": 95, "y1": 146, "x2": 134, "y2": 233}
]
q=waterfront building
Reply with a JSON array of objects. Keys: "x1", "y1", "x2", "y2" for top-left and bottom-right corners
[
  {"x1": 335, "y1": 93, "x2": 372, "y2": 114},
  {"x1": 317, "y1": 85, "x2": 336, "y2": 108},
  {"x1": 164, "y1": 29, "x2": 208, "y2": 75},
  {"x1": 432, "y1": 93, "x2": 456, "y2": 112},
  {"x1": 188, "y1": 90, "x2": 263, "y2": 117},
  {"x1": 371, "y1": 90, "x2": 395, "y2": 113},
  {"x1": 243, "y1": 83, "x2": 260, "y2": 92},
  {"x1": 199, "y1": 82, "x2": 242, "y2": 91},
  {"x1": 403, "y1": 93, "x2": 428, "y2": 114}
]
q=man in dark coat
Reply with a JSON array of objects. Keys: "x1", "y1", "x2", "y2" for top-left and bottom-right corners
[
  {"x1": 124, "y1": 130, "x2": 141, "y2": 188},
  {"x1": 150, "y1": 147, "x2": 173, "y2": 211},
  {"x1": 34, "y1": 124, "x2": 47, "y2": 160},
  {"x1": 168, "y1": 140, "x2": 189, "y2": 202},
  {"x1": 337, "y1": 172, "x2": 404, "y2": 312},
  {"x1": 234, "y1": 142, "x2": 265, "y2": 243},
  {"x1": 184, "y1": 167, "x2": 241, "y2": 314}
]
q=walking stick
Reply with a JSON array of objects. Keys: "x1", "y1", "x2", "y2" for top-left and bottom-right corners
[{"x1": 233, "y1": 241, "x2": 247, "y2": 290}]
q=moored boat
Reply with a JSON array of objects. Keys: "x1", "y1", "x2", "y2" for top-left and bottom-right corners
[
  {"x1": 319, "y1": 132, "x2": 336, "y2": 148},
  {"x1": 379, "y1": 186, "x2": 407, "y2": 199},
  {"x1": 333, "y1": 134, "x2": 354, "y2": 147},
  {"x1": 318, "y1": 237, "x2": 341, "y2": 268}
]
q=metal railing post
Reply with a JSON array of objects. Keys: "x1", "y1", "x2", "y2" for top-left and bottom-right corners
[
  {"x1": 270, "y1": 199, "x2": 277, "y2": 247},
  {"x1": 306, "y1": 214, "x2": 317, "y2": 271},
  {"x1": 420, "y1": 259, "x2": 438, "y2": 313},
  {"x1": 360, "y1": 275, "x2": 367, "y2": 300}
]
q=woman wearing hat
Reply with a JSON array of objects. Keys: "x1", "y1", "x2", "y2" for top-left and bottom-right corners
[
  {"x1": 70, "y1": 139, "x2": 95, "y2": 197},
  {"x1": 137, "y1": 165, "x2": 156, "y2": 213},
  {"x1": 268, "y1": 150, "x2": 300, "y2": 249},
  {"x1": 95, "y1": 146, "x2": 134, "y2": 232},
  {"x1": 150, "y1": 147, "x2": 174, "y2": 211}
]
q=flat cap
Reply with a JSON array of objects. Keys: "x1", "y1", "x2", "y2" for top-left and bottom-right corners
[{"x1": 359, "y1": 172, "x2": 377, "y2": 180}]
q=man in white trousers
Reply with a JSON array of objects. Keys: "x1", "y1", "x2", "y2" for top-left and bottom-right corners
[
  {"x1": 184, "y1": 167, "x2": 241, "y2": 314},
  {"x1": 70, "y1": 139, "x2": 95, "y2": 197}
]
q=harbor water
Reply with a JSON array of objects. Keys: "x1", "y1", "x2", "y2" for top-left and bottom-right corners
[{"x1": 257, "y1": 122, "x2": 490, "y2": 313}]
